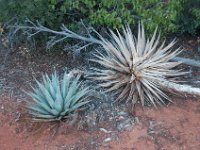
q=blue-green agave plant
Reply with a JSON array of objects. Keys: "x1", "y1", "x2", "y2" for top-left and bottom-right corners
[{"x1": 26, "y1": 72, "x2": 89, "y2": 121}]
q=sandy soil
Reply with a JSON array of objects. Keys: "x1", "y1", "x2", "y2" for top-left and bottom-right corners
[
  {"x1": 0, "y1": 96, "x2": 200, "y2": 150},
  {"x1": 0, "y1": 34, "x2": 200, "y2": 150},
  {"x1": 105, "y1": 98, "x2": 200, "y2": 150}
]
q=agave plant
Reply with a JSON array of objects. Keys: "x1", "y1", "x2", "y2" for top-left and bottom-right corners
[
  {"x1": 26, "y1": 72, "x2": 89, "y2": 121},
  {"x1": 91, "y1": 23, "x2": 185, "y2": 106}
]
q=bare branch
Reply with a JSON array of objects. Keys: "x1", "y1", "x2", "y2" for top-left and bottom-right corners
[
  {"x1": 47, "y1": 36, "x2": 68, "y2": 49},
  {"x1": 172, "y1": 56, "x2": 200, "y2": 68},
  {"x1": 158, "y1": 79, "x2": 200, "y2": 96},
  {"x1": 10, "y1": 19, "x2": 102, "y2": 51}
]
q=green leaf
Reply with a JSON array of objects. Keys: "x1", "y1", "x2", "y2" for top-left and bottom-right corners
[
  {"x1": 62, "y1": 73, "x2": 70, "y2": 100},
  {"x1": 70, "y1": 88, "x2": 89, "y2": 107},
  {"x1": 53, "y1": 84, "x2": 63, "y2": 112},
  {"x1": 68, "y1": 101, "x2": 89, "y2": 113},
  {"x1": 35, "y1": 79, "x2": 55, "y2": 108},
  {"x1": 64, "y1": 76, "x2": 80, "y2": 104},
  {"x1": 28, "y1": 105, "x2": 50, "y2": 115}
]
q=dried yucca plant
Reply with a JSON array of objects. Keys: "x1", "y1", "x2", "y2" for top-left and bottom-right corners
[
  {"x1": 14, "y1": 20, "x2": 200, "y2": 106},
  {"x1": 91, "y1": 23, "x2": 200, "y2": 106}
]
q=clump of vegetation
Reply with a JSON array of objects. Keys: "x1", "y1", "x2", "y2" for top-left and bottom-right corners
[
  {"x1": 176, "y1": 0, "x2": 200, "y2": 34},
  {"x1": 91, "y1": 23, "x2": 200, "y2": 106},
  {"x1": 0, "y1": 0, "x2": 63, "y2": 28},
  {"x1": 26, "y1": 72, "x2": 89, "y2": 121},
  {"x1": 49, "y1": 0, "x2": 182, "y2": 35},
  {"x1": 1, "y1": 0, "x2": 199, "y2": 37}
]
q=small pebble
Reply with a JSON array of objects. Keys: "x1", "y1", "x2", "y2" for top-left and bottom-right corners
[
  {"x1": 103, "y1": 137, "x2": 112, "y2": 143},
  {"x1": 100, "y1": 128, "x2": 112, "y2": 134}
]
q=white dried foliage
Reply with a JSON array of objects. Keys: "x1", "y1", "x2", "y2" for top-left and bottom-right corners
[{"x1": 91, "y1": 23, "x2": 185, "y2": 106}]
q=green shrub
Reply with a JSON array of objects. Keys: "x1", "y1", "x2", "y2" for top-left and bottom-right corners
[
  {"x1": 0, "y1": 0, "x2": 199, "y2": 44},
  {"x1": 26, "y1": 72, "x2": 89, "y2": 121},
  {"x1": 0, "y1": 0, "x2": 67, "y2": 51},
  {"x1": 0, "y1": 0, "x2": 63, "y2": 28},
  {"x1": 55, "y1": 0, "x2": 182, "y2": 35},
  {"x1": 176, "y1": 0, "x2": 200, "y2": 34},
  {"x1": 49, "y1": 0, "x2": 200, "y2": 35}
]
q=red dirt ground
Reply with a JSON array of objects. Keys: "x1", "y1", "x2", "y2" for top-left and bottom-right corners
[
  {"x1": 0, "y1": 34, "x2": 200, "y2": 150},
  {"x1": 105, "y1": 98, "x2": 200, "y2": 150},
  {"x1": 0, "y1": 95, "x2": 200, "y2": 150}
]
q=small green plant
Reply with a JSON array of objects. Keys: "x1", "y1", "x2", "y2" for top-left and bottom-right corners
[{"x1": 26, "y1": 72, "x2": 89, "y2": 121}]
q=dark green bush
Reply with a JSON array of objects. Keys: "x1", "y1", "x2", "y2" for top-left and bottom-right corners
[
  {"x1": 0, "y1": 0, "x2": 67, "y2": 51},
  {"x1": 0, "y1": 0, "x2": 199, "y2": 37},
  {"x1": 56, "y1": 0, "x2": 182, "y2": 35},
  {"x1": 176, "y1": 0, "x2": 200, "y2": 34},
  {"x1": 0, "y1": 0, "x2": 64, "y2": 28}
]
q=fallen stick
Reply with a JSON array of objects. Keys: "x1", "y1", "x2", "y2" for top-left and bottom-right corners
[
  {"x1": 159, "y1": 80, "x2": 200, "y2": 96},
  {"x1": 173, "y1": 56, "x2": 200, "y2": 67}
]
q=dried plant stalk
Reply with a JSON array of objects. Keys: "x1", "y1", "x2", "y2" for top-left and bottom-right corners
[
  {"x1": 158, "y1": 80, "x2": 200, "y2": 96},
  {"x1": 90, "y1": 23, "x2": 200, "y2": 106}
]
